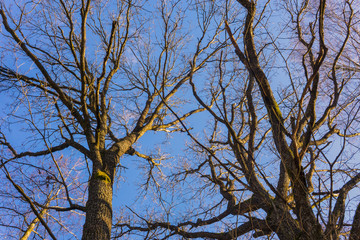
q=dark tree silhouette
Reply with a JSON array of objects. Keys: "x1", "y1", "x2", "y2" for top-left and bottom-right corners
[
  {"x1": 0, "y1": 0, "x2": 222, "y2": 239},
  {"x1": 116, "y1": 0, "x2": 360, "y2": 239}
]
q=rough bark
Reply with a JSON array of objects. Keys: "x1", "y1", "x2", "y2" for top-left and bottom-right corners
[
  {"x1": 82, "y1": 135, "x2": 136, "y2": 239},
  {"x1": 82, "y1": 170, "x2": 113, "y2": 240},
  {"x1": 349, "y1": 202, "x2": 360, "y2": 240}
]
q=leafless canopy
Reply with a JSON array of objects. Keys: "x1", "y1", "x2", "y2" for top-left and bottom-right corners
[
  {"x1": 114, "y1": 0, "x2": 360, "y2": 240},
  {"x1": 0, "y1": 0, "x2": 223, "y2": 239},
  {"x1": 1, "y1": 0, "x2": 360, "y2": 239}
]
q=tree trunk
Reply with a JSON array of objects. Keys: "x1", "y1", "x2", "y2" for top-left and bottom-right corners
[
  {"x1": 267, "y1": 207, "x2": 303, "y2": 240},
  {"x1": 350, "y1": 202, "x2": 360, "y2": 240},
  {"x1": 81, "y1": 136, "x2": 136, "y2": 239},
  {"x1": 82, "y1": 173, "x2": 113, "y2": 240}
]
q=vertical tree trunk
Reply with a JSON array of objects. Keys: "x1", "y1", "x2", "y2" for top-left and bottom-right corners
[
  {"x1": 82, "y1": 174, "x2": 113, "y2": 240},
  {"x1": 81, "y1": 135, "x2": 136, "y2": 239},
  {"x1": 349, "y1": 202, "x2": 360, "y2": 240}
]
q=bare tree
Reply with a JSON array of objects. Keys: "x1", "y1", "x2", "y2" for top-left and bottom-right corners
[
  {"x1": 116, "y1": 0, "x2": 360, "y2": 239},
  {"x1": 0, "y1": 154, "x2": 85, "y2": 239},
  {"x1": 0, "y1": 0, "x2": 223, "y2": 239}
]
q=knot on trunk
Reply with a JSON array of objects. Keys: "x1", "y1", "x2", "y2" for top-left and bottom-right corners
[{"x1": 93, "y1": 170, "x2": 111, "y2": 184}]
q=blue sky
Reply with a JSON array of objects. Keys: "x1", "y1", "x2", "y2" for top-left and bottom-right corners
[{"x1": 1, "y1": 0, "x2": 360, "y2": 239}]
